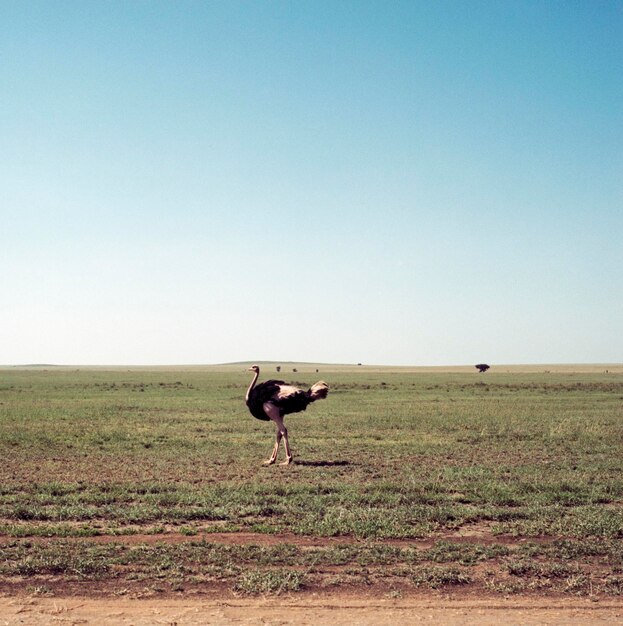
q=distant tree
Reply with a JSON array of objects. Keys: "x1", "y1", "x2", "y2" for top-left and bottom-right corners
[
  {"x1": 293, "y1": 368, "x2": 297, "y2": 373},
  {"x1": 475, "y1": 364, "x2": 490, "y2": 373},
  {"x1": 276, "y1": 366, "x2": 281, "y2": 373}
]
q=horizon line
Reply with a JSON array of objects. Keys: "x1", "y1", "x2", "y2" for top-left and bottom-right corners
[{"x1": 2, "y1": 361, "x2": 622, "y2": 370}]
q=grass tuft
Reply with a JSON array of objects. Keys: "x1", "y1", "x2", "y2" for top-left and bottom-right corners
[{"x1": 234, "y1": 569, "x2": 305, "y2": 595}]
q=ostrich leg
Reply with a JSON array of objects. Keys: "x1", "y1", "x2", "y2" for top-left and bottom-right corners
[
  {"x1": 264, "y1": 429, "x2": 281, "y2": 465},
  {"x1": 277, "y1": 419, "x2": 292, "y2": 465},
  {"x1": 263, "y1": 402, "x2": 293, "y2": 465}
]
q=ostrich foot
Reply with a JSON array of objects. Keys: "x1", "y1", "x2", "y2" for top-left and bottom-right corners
[
  {"x1": 263, "y1": 458, "x2": 276, "y2": 466},
  {"x1": 279, "y1": 456, "x2": 293, "y2": 466}
]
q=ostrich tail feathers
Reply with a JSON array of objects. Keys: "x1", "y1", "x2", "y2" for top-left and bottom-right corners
[{"x1": 308, "y1": 381, "x2": 329, "y2": 401}]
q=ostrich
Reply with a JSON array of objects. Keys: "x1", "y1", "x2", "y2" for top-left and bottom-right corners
[{"x1": 245, "y1": 365, "x2": 329, "y2": 465}]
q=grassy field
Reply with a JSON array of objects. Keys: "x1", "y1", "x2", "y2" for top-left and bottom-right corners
[{"x1": 0, "y1": 364, "x2": 622, "y2": 598}]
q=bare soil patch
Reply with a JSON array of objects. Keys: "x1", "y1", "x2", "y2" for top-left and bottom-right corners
[{"x1": 1, "y1": 594, "x2": 622, "y2": 625}]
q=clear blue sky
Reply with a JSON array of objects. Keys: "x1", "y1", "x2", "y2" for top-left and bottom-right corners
[{"x1": 1, "y1": 0, "x2": 621, "y2": 365}]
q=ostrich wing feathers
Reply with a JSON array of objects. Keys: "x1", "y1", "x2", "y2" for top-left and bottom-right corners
[
  {"x1": 246, "y1": 380, "x2": 292, "y2": 420},
  {"x1": 246, "y1": 373, "x2": 329, "y2": 422}
]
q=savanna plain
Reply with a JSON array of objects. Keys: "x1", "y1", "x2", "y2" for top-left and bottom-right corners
[{"x1": 1, "y1": 363, "x2": 622, "y2": 624}]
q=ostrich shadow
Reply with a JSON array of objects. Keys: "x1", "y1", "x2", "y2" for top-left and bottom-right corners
[{"x1": 294, "y1": 460, "x2": 351, "y2": 467}]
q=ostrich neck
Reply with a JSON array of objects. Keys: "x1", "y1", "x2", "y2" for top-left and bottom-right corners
[{"x1": 245, "y1": 370, "x2": 259, "y2": 403}]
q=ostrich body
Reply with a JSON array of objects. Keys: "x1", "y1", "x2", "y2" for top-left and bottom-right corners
[{"x1": 245, "y1": 365, "x2": 329, "y2": 465}]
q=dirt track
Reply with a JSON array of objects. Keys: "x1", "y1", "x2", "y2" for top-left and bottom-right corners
[{"x1": 2, "y1": 595, "x2": 622, "y2": 625}]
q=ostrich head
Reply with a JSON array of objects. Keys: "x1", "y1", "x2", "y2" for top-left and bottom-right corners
[{"x1": 248, "y1": 365, "x2": 260, "y2": 373}]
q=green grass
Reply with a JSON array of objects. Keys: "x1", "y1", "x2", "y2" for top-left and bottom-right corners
[{"x1": 1, "y1": 365, "x2": 622, "y2": 595}]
